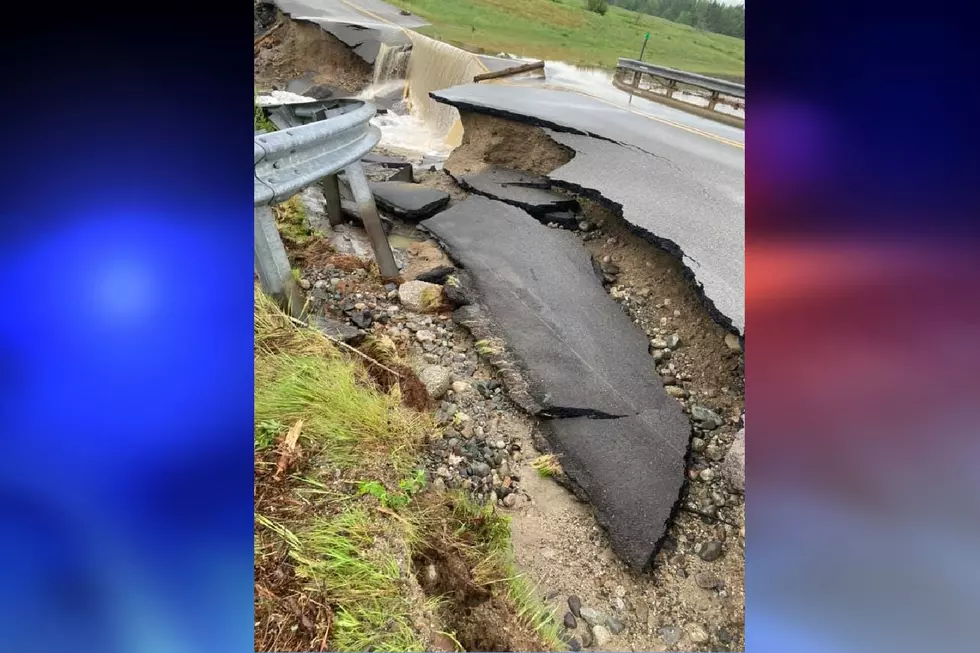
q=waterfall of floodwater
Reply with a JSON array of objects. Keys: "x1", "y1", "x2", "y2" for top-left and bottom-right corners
[
  {"x1": 373, "y1": 42, "x2": 411, "y2": 85},
  {"x1": 402, "y1": 33, "x2": 485, "y2": 147}
]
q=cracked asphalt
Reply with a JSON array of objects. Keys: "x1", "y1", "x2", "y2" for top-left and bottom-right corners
[
  {"x1": 431, "y1": 84, "x2": 744, "y2": 333},
  {"x1": 422, "y1": 196, "x2": 690, "y2": 569}
]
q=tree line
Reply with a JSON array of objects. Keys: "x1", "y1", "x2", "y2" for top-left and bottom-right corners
[{"x1": 608, "y1": 0, "x2": 745, "y2": 40}]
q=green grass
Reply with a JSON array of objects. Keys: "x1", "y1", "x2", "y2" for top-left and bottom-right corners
[
  {"x1": 254, "y1": 287, "x2": 564, "y2": 651},
  {"x1": 388, "y1": 0, "x2": 743, "y2": 78},
  {"x1": 254, "y1": 89, "x2": 277, "y2": 132}
]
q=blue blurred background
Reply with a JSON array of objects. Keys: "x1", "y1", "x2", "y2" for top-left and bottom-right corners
[
  {"x1": 1, "y1": 1, "x2": 979, "y2": 652},
  {"x1": 0, "y1": 6, "x2": 253, "y2": 653}
]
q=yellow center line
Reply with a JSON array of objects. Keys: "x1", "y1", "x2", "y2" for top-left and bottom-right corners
[{"x1": 333, "y1": 0, "x2": 740, "y2": 148}]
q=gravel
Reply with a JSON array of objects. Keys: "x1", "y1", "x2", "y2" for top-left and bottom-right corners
[
  {"x1": 698, "y1": 540, "x2": 724, "y2": 562},
  {"x1": 690, "y1": 405, "x2": 723, "y2": 430}
]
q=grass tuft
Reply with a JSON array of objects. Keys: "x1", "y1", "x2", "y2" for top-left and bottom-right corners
[{"x1": 531, "y1": 454, "x2": 563, "y2": 477}]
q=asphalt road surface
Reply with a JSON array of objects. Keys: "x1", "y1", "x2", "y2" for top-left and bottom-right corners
[
  {"x1": 422, "y1": 196, "x2": 689, "y2": 569},
  {"x1": 432, "y1": 83, "x2": 745, "y2": 333}
]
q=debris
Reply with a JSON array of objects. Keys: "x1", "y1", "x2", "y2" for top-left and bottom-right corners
[{"x1": 274, "y1": 419, "x2": 303, "y2": 480}]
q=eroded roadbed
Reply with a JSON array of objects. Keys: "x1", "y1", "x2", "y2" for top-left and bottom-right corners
[
  {"x1": 431, "y1": 84, "x2": 745, "y2": 334},
  {"x1": 421, "y1": 196, "x2": 689, "y2": 569}
]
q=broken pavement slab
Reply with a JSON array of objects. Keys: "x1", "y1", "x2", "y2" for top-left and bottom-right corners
[
  {"x1": 430, "y1": 83, "x2": 744, "y2": 333},
  {"x1": 370, "y1": 181, "x2": 450, "y2": 221},
  {"x1": 455, "y1": 166, "x2": 579, "y2": 216},
  {"x1": 421, "y1": 196, "x2": 689, "y2": 569}
]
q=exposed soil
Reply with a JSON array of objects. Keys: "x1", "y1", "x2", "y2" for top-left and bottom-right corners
[
  {"x1": 445, "y1": 112, "x2": 575, "y2": 177},
  {"x1": 254, "y1": 14, "x2": 373, "y2": 93}
]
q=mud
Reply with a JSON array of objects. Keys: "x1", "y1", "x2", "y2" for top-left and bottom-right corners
[
  {"x1": 254, "y1": 16, "x2": 373, "y2": 94},
  {"x1": 445, "y1": 112, "x2": 575, "y2": 177}
]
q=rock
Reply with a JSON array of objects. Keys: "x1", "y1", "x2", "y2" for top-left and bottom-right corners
[
  {"x1": 416, "y1": 329, "x2": 436, "y2": 342},
  {"x1": 591, "y1": 625, "x2": 612, "y2": 647},
  {"x1": 312, "y1": 315, "x2": 364, "y2": 345},
  {"x1": 666, "y1": 333, "x2": 681, "y2": 349},
  {"x1": 686, "y1": 624, "x2": 710, "y2": 645},
  {"x1": 720, "y1": 428, "x2": 745, "y2": 492},
  {"x1": 568, "y1": 595, "x2": 582, "y2": 618},
  {"x1": 607, "y1": 616, "x2": 626, "y2": 635},
  {"x1": 580, "y1": 606, "x2": 605, "y2": 627},
  {"x1": 650, "y1": 337, "x2": 667, "y2": 349},
  {"x1": 665, "y1": 385, "x2": 688, "y2": 399},
  {"x1": 415, "y1": 265, "x2": 457, "y2": 285},
  {"x1": 398, "y1": 280, "x2": 444, "y2": 312},
  {"x1": 432, "y1": 478, "x2": 446, "y2": 492},
  {"x1": 564, "y1": 612, "x2": 578, "y2": 629},
  {"x1": 652, "y1": 348, "x2": 669, "y2": 362},
  {"x1": 578, "y1": 220, "x2": 592, "y2": 232},
  {"x1": 420, "y1": 366, "x2": 452, "y2": 399},
  {"x1": 502, "y1": 492, "x2": 520, "y2": 508},
  {"x1": 660, "y1": 626, "x2": 682, "y2": 646},
  {"x1": 471, "y1": 461, "x2": 491, "y2": 477},
  {"x1": 699, "y1": 468, "x2": 715, "y2": 482},
  {"x1": 716, "y1": 627, "x2": 733, "y2": 644},
  {"x1": 610, "y1": 597, "x2": 626, "y2": 612},
  {"x1": 691, "y1": 437, "x2": 705, "y2": 452},
  {"x1": 451, "y1": 380, "x2": 473, "y2": 395},
  {"x1": 600, "y1": 262, "x2": 621, "y2": 275},
  {"x1": 690, "y1": 405, "x2": 724, "y2": 430},
  {"x1": 699, "y1": 541, "x2": 724, "y2": 562},
  {"x1": 725, "y1": 332, "x2": 742, "y2": 353},
  {"x1": 695, "y1": 571, "x2": 724, "y2": 590},
  {"x1": 634, "y1": 602, "x2": 650, "y2": 626},
  {"x1": 349, "y1": 309, "x2": 372, "y2": 329},
  {"x1": 299, "y1": 278, "x2": 311, "y2": 290},
  {"x1": 567, "y1": 637, "x2": 581, "y2": 652}
]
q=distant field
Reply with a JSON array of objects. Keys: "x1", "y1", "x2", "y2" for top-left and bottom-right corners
[{"x1": 386, "y1": 0, "x2": 744, "y2": 79}]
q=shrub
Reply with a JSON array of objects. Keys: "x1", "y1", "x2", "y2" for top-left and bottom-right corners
[{"x1": 586, "y1": 0, "x2": 609, "y2": 15}]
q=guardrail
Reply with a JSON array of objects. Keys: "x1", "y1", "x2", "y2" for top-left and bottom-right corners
[
  {"x1": 614, "y1": 58, "x2": 745, "y2": 127},
  {"x1": 254, "y1": 99, "x2": 399, "y2": 308}
]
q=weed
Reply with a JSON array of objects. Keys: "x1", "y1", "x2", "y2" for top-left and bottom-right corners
[
  {"x1": 255, "y1": 419, "x2": 284, "y2": 451},
  {"x1": 474, "y1": 338, "x2": 503, "y2": 357},
  {"x1": 273, "y1": 195, "x2": 313, "y2": 246},
  {"x1": 531, "y1": 454, "x2": 563, "y2": 477},
  {"x1": 254, "y1": 90, "x2": 277, "y2": 133}
]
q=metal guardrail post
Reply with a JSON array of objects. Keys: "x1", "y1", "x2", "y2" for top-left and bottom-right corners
[
  {"x1": 255, "y1": 205, "x2": 304, "y2": 316},
  {"x1": 323, "y1": 173, "x2": 343, "y2": 226},
  {"x1": 254, "y1": 99, "x2": 402, "y2": 299},
  {"x1": 345, "y1": 161, "x2": 400, "y2": 280}
]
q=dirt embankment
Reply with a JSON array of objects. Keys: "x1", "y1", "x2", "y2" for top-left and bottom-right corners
[
  {"x1": 254, "y1": 12, "x2": 373, "y2": 93},
  {"x1": 445, "y1": 112, "x2": 576, "y2": 177}
]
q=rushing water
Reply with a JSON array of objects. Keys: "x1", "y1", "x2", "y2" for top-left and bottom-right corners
[{"x1": 363, "y1": 30, "x2": 744, "y2": 160}]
